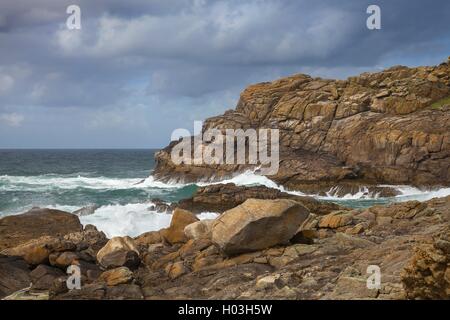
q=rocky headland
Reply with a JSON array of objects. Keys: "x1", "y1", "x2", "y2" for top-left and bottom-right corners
[{"x1": 154, "y1": 57, "x2": 450, "y2": 194}]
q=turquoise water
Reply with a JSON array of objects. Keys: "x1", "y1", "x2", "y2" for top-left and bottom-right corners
[
  {"x1": 0, "y1": 149, "x2": 448, "y2": 237},
  {"x1": 0, "y1": 149, "x2": 197, "y2": 215}
]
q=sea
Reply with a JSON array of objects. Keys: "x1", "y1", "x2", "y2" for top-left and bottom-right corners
[{"x1": 1, "y1": 149, "x2": 449, "y2": 238}]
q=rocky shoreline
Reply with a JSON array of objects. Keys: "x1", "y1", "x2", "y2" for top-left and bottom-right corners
[{"x1": 0, "y1": 185, "x2": 449, "y2": 300}]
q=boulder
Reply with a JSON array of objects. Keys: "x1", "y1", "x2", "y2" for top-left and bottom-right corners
[
  {"x1": 401, "y1": 227, "x2": 450, "y2": 299},
  {"x1": 147, "y1": 198, "x2": 174, "y2": 213},
  {"x1": 0, "y1": 255, "x2": 31, "y2": 299},
  {"x1": 160, "y1": 208, "x2": 199, "y2": 244},
  {"x1": 134, "y1": 230, "x2": 163, "y2": 247},
  {"x1": 99, "y1": 267, "x2": 133, "y2": 286},
  {"x1": 165, "y1": 261, "x2": 188, "y2": 279},
  {"x1": 30, "y1": 264, "x2": 65, "y2": 290},
  {"x1": 211, "y1": 199, "x2": 310, "y2": 255},
  {"x1": 96, "y1": 237, "x2": 140, "y2": 269},
  {"x1": 184, "y1": 219, "x2": 214, "y2": 240},
  {"x1": 1, "y1": 235, "x2": 76, "y2": 265},
  {"x1": 318, "y1": 211, "x2": 354, "y2": 229},
  {"x1": 63, "y1": 225, "x2": 108, "y2": 253},
  {"x1": 49, "y1": 251, "x2": 80, "y2": 269},
  {"x1": 72, "y1": 204, "x2": 99, "y2": 216},
  {"x1": 0, "y1": 208, "x2": 83, "y2": 251}
]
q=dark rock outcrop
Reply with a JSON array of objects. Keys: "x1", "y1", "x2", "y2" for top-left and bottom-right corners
[
  {"x1": 0, "y1": 255, "x2": 31, "y2": 299},
  {"x1": 176, "y1": 183, "x2": 344, "y2": 214}
]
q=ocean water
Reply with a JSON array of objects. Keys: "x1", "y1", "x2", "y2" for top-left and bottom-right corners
[{"x1": 0, "y1": 149, "x2": 449, "y2": 237}]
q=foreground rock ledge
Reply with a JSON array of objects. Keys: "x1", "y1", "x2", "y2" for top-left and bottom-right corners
[{"x1": 1, "y1": 194, "x2": 449, "y2": 300}]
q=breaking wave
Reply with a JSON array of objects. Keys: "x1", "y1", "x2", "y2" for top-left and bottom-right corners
[{"x1": 1, "y1": 170, "x2": 449, "y2": 237}]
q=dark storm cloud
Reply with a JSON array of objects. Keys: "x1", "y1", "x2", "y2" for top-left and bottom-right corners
[{"x1": 0, "y1": 0, "x2": 449, "y2": 147}]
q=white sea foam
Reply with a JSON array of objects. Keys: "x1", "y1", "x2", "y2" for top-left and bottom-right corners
[
  {"x1": 0, "y1": 174, "x2": 185, "y2": 191},
  {"x1": 2, "y1": 170, "x2": 449, "y2": 237},
  {"x1": 389, "y1": 185, "x2": 450, "y2": 202},
  {"x1": 196, "y1": 169, "x2": 306, "y2": 196},
  {"x1": 77, "y1": 202, "x2": 219, "y2": 238},
  {"x1": 195, "y1": 171, "x2": 450, "y2": 202}
]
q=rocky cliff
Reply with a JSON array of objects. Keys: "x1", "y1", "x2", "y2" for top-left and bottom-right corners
[{"x1": 154, "y1": 58, "x2": 450, "y2": 192}]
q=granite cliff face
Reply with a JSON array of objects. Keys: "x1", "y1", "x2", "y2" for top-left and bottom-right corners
[{"x1": 154, "y1": 58, "x2": 450, "y2": 192}]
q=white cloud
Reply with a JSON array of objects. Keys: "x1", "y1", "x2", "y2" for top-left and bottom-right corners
[
  {"x1": 0, "y1": 74, "x2": 14, "y2": 95},
  {"x1": 0, "y1": 113, "x2": 24, "y2": 127}
]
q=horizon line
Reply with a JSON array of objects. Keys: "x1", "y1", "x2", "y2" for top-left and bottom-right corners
[{"x1": 0, "y1": 147, "x2": 163, "y2": 150}]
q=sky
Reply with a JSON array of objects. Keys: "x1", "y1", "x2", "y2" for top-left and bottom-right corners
[{"x1": 0, "y1": 0, "x2": 449, "y2": 148}]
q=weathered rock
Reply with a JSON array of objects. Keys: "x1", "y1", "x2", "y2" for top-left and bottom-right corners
[
  {"x1": 63, "y1": 225, "x2": 108, "y2": 252},
  {"x1": 153, "y1": 59, "x2": 450, "y2": 189},
  {"x1": 30, "y1": 264, "x2": 65, "y2": 290},
  {"x1": 165, "y1": 261, "x2": 188, "y2": 279},
  {"x1": 99, "y1": 267, "x2": 134, "y2": 286},
  {"x1": 49, "y1": 251, "x2": 80, "y2": 269},
  {"x1": 401, "y1": 227, "x2": 450, "y2": 299},
  {"x1": 105, "y1": 284, "x2": 143, "y2": 300},
  {"x1": 52, "y1": 283, "x2": 107, "y2": 300},
  {"x1": 211, "y1": 199, "x2": 310, "y2": 255},
  {"x1": 0, "y1": 255, "x2": 31, "y2": 299},
  {"x1": 72, "y1": 204, "x2": 99, "y2": 216},
  {"x1": 50, "y1": 195, "x2": 449, "y2": 300},
  {"x1": 160, "y1": 208, "x2": 199, "y2": 244},
  {"x1": 134, "y1": 230, "x2": 163, "y2": 247},
  {"x1": 1, "y1": 235, "x2": 76, "y2": 265},
  {"x1": 184, "y1": 219, "x2": 214, "y2": 240},
  {"x1": 176, "y1": 183, "x2": 344, "y2": 214},
  {"x1": 49, "y1": 277, "x2": 69, "y2": 296},
  {"x1": 319, "y1": 211, "x2": 353, "y2": 229},
  {"x1": 96, "y1": 237, "x2": 140, "y2": 270},
  {"x1": 0, "y1": 208, "x2": 82, "y2": 251},
  {"x1": 256, "y1": 274, "x2": 282, "y2": 289},
  {"x1": 147, "y1": 198, "x2": 174, "y2": 213}
]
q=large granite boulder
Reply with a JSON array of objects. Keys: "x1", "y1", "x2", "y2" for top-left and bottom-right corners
[
  {"x1": 0, "y1": 208, "x2": 83, "y2": 251},
  {"x1": 211, "y1": 199, "x2": 310, "y2": 255},
  {"x1": 1, "y1": 235, "x2": 76, "y2": 265},
  {"x1": 160, "y1": 208, "x2": 199, "y2": 244},
  {"x1": 99, "y1": 267, "x2": 134, "y2": 286},
  {"x1": 96, "y1": 237, "x2": 140, "y2": 270}
]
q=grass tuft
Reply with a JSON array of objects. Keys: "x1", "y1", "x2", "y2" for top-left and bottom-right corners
[{"x1": 430, "y1": 96, "x2": 450, "y2": 110}]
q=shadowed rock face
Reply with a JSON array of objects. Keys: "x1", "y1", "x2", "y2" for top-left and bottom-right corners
[
  {"x1": 176, "y1": 183, "x2": 345, "y2": 215},
  {"x1": 153, "y1": 59, "x2": 450, "y2": 191},
  {"x1": 0, "y1": 255, "x2": 31, "y2": 298}
]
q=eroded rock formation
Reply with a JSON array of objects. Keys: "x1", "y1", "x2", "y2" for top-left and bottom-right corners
[
  {"x1": 1, "y1": 194, "x2": 448, "y2": 300},
  {"x1": 154, "y1": 58, "x2": 450, "y2": 192}
]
